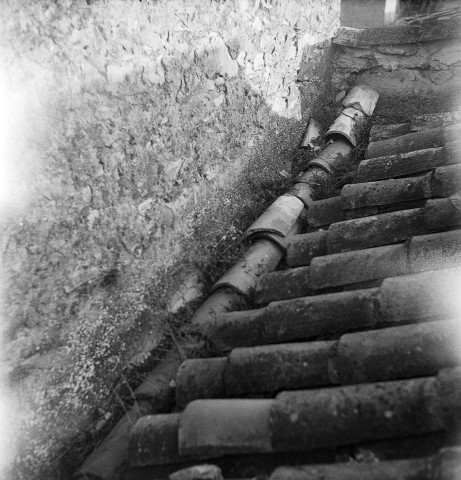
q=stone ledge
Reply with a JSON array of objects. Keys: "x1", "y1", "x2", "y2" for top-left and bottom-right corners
[{"x1": 334, "y1": 13, "x2": 461, "y2": 46}]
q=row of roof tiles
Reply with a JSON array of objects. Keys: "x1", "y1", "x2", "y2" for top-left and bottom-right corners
[
  {"x1": 129, "y1": 367, "x2": 461, "y2": 466},
  {"x1": 197, "y1": 267, "x2": 460, "y2": 352},
  {"x1": 123, "y1": 107, "x2": 461, "y2": 479}
]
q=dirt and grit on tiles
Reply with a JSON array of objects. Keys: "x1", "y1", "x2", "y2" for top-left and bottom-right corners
[{"x1": 1, "y1": 1, "x2": 461, "y2": 480}]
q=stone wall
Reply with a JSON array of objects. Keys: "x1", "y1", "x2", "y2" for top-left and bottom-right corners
[
  {"x1": 0, "y1": 0, "x2": 340, "y2": 477},
  {"x1": 332, "y1": 14, "x2": 461, "y2": 111}
]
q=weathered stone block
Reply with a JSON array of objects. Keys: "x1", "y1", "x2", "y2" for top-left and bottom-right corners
[{"x1": 201, "y1": 35, "x2": 238, "y2": 79}]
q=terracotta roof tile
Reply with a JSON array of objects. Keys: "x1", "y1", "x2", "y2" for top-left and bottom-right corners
[
  {"x1": 254, "y1": 267, "x2": 314, "y2": 304},
  {"x1": 341, "y1": 173, "x2": 433, "y2": 209},
  {"x1": 199, "y1": 288, "x2": 376, "y2": 351},
  {"x1": 172, "y1": 369, "x2": 461, "y2": 457},
  {"x1": 269, "y1": 447, "x2": 461, "y2": 480},
  {"x1": 270, "y1": 371, "x2": 455, "y2": 451},
  {"x1": 365, "y1": 124, "x2": 460, "y2": 159},
  {"x1": 177, "y1": 320, "x2": 458, "y2": 402},
  {"x1": 176, "y1": 358, "x2": 226, "y2": 409},
  {"x1": 326, "y1": 197, "x2": 459, "y2": 255},
  {"x1": 346, "y1": 198, "x2": 427, "y2": 220},
  {"x1": 357, "y1": 141, "x2": 459, "y2": 183},
  {"x1": 377, "y1": 267, "x2": 461, "y2": 325},
  {"x1": 286, "y1": 230, "x2": 327, "y2": 267},
  {"x1": 179, "y1": 399, "x2": 273, "y2": 456},
  {"x1": 369, "y1": 122, "x2": 411, "y2": 142},
  {"x1": 305, "y1": 196, "x2": 345, "y2": 227}
]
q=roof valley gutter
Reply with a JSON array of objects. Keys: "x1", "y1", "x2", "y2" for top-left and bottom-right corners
[{"x1": 73, "y1": 85, "x2": 379, "y2": 480}]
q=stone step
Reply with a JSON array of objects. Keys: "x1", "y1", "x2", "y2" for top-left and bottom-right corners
[
  {"x1": 341, "y1": 164, "x2": 461, "y2": 210},
  {"x1": 198, "y1": 267, "x2": 461, "y2": 351},
  {"x1": 255, "y1": 230, "x2": 461, "y2": 302},
  {"x1": 357, "y1": 141, "x2": 460, "y2": 183},
  {"x1": 176, "y1": 320, "x2": 459, "y2": 405},
  {"x1": 288, "y1": 197, "x2": 460, "y2": 266},
  {"x1": 175, "y1": 368, "x2": 461, "y2": 457},
  {"x1": 365, "y1": 123, "x2": 461, "y2": 159}
]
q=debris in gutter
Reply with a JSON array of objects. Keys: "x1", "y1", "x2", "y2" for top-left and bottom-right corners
[{"x1": 301, "y1": 117, "x2": 322, "y2": 149}]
